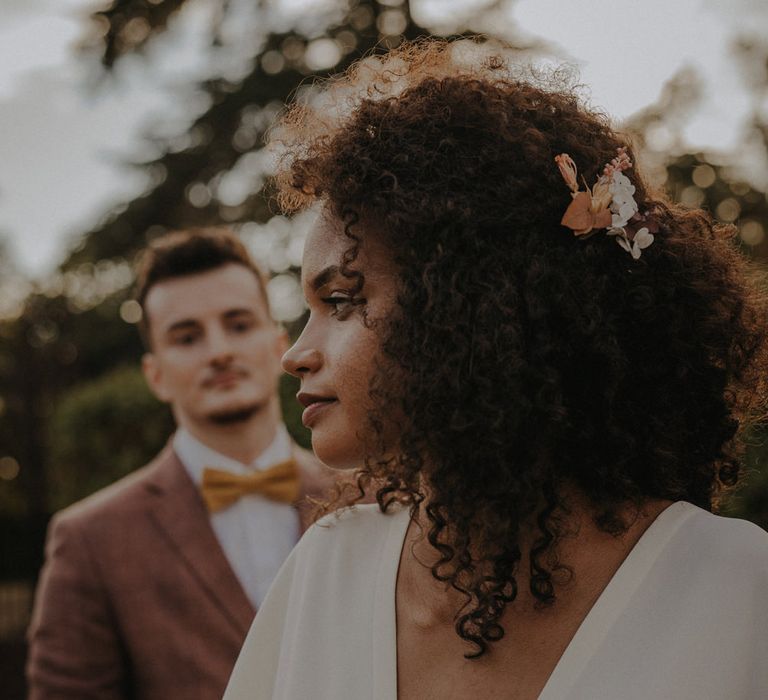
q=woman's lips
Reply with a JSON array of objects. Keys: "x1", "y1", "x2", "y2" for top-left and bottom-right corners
[
  {"x1": 301, "y1": 399, "x2": 337, "y2": 427},
  {"x1": 297, "y1": 392, "x2": 338, "y2": 428}
]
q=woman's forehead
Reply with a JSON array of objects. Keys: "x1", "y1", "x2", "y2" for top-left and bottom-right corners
[
  {"x1": 302, "y1": 211, "x2": 396, "y2": 284},
  {"x1": 303, "y1": 214, "x2": 345, "y2": 275}
]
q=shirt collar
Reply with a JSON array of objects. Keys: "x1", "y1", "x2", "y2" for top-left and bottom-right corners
[{"x1": 174, "y1": 425, "x2": 293, "y2": 487}]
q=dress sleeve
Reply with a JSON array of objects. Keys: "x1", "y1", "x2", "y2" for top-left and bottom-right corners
[
  {"x1": 223, "y1": 538, "x2": 301, "y2": 700},
  {"x1": 26, "y1": 513, "x2": 129, "y2": 700}
]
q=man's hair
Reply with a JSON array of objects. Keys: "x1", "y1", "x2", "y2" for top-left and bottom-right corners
[{"x1": 135, "y1": 228, "x2": 271, "y2": 348}]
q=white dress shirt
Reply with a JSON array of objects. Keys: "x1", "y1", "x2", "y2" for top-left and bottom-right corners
[{"x1": 174, "y1": 426, "x2": 300, "y2": 609}]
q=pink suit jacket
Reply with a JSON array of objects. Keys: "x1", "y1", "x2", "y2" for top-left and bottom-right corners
[{"x1": 26, "y1": 442, "x2": 330, "y2": 700}]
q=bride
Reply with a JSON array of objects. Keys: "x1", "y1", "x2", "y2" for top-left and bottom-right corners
[{"x1": 225, "y1": 39, "x2": 768, "y2": 699}]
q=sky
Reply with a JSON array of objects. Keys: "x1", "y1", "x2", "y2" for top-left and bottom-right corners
[{"x1": 0, "y1": 0, "x2": 767, "y2": 280}]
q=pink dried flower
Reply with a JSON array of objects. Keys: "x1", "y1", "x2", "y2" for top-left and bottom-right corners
[
  {"x1": 555, "y1": 153, "x2": 579, "y2": 193},
  {"x1": 604, "y1": 147, "x2": 632, "y2": 177}
]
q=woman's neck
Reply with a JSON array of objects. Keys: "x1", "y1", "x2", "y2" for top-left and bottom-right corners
[{"x1": 398, "y1": 494, "x2": 674, "y2": 627}]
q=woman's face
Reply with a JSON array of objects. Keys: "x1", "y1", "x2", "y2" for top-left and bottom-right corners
[{"x1": 282, "y1": 212, "x2": 398, "y2": 469}]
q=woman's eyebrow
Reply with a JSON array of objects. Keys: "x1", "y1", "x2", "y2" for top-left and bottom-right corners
[{"x1": 310, "y1": 265, "x2": 341, "y2": 291}]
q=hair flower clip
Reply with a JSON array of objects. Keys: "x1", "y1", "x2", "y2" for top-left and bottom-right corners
[{"x1": 555, "y1": 147, "x2": 655, "y2": 259}]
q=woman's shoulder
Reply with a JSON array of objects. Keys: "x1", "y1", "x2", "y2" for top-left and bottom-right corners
[
  {"x1": 682, "y1": 503, "x2": 768, "y2": 545},
  {"x1": 296, "y1": 502, "x2": 410, "y2": 559},
  {"x1": 673, "y1": 502, "x2": 768, "y2": 577},
  {"x1": 313, "y1": 500, "x2": 397, "y2": 526}
]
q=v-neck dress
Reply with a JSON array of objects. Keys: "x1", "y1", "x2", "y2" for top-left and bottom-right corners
[{"x1": 223, "y1": 502, "x2": 768, "y2": 700}]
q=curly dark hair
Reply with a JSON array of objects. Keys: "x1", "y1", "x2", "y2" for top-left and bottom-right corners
[{"x1": 271, "y1": 38, "x2": 768, "y2": 657}]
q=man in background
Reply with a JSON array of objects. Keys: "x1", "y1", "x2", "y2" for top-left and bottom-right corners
[{"x1": 27, "y1": 229, "x2": 332, "y2": 699}]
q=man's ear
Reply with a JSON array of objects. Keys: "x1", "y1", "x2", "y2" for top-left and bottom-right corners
[{"x1": 142, "y1": 352, "x2": 170, "y2": 403}]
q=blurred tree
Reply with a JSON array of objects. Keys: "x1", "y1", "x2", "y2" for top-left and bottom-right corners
[
  {"x1": 0, "y1": 241, "x2": 32, "y2": 517},
  {"x1": 66, "y1": 0, "x2": 430, "y2": 268},
  {"x1": 0, "y1": 280, "x2": 142, "y2": 516},
  {"x1": 733, "y1": 34, "x2": 768, "y2": 185},
  {"x1": 66, "y1": 0, "x2": 531, "y2": 269},
  {"x1": 47, "y1": 365, "x2": 173, "y2": 511}
]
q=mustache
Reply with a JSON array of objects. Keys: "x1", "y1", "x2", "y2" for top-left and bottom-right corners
[{"x1": 201, "y1": 366, "x2": 249, "y2": 388}]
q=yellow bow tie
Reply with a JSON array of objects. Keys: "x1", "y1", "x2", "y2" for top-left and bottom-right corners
[{"x1": 201, "y1": 459, "x2": 300, "y2": 513}]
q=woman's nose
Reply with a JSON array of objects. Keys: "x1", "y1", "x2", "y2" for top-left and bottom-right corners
[{"x1": 281, "y1": 340, "x2": 322, "y2": 378}]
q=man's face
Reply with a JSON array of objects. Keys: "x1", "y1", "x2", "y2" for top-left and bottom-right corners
[{"x1": 142, "y1": 263, "x2": 286, "y2": 430}]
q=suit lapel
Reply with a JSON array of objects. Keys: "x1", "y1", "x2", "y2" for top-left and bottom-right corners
[{"x1": 144, "y1": 448, "x2": 255, "y2": 637}]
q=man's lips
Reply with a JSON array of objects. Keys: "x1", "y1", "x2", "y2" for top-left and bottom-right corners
[
  {"x1": 297, "y1": 392, "x2": 337, "y2": 427},
  {"x1": 205, "y1": 370, "x2": 247, "y2": 388}
]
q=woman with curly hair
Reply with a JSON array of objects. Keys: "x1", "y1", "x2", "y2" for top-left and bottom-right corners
[{"x1": 225, "y1": 39, "x2": 768, "y2": 699}]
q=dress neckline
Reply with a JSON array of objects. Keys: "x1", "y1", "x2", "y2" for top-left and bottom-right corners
[
  {"x1": 538, "y1": 500, "x2": 698, "y2": 697},
  {"x1": 371, "y1": 500, "x2": 700, "y2": 700}
]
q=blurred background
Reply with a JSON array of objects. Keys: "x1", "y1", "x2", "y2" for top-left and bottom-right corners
[{"x1": 1, "y1": 0, "x2": 767, "y2": 695}]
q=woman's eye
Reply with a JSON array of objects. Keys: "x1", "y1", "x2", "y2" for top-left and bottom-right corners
[{"x1": 321, "y1": 294, "x2": 358, "y2": 318}]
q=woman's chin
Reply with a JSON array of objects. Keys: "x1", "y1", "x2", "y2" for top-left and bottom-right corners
[{"x1": 310, "y1": 435, "x2": 363, "y2": 471}]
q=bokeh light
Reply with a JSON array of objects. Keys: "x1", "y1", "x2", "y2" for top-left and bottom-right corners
[
  {"x1": 267, "y1": 274, "x2": 305, "y2": 322},
  {"x1": 261, "y1": 50, "x2": 286, "y2": 75},
  {"x1": 186, "y1": 182, "x2": 212, "y2": 208},
  {"x1": 304, "y1": 39, "x2": 342, "y2": 71},
  {"x1": 692, "y1": 164, "x2": 717, "y2": 188},
  {"x1": 119, "y1": 300, "x2": 143, "y2": 324},
  {"x1": 680, "y1": 185, "x2": 706, "y2": 207},
  {"x1": 716, "y1": 197, "x2": 741, "y2": 222},
  {"x1": 739, "y1": 219, "x2": 766, "y2": 246},
  {"x1": 0, "y1": 456, "x2": 20, "y2": 481},
  {"x1": 377, "y1": 9, "x2": 408, "y2": 36}
]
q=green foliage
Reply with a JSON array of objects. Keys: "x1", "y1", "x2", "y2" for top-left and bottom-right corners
[
  {"x1": 0, "y1": 469, "x2": 26, "y2": 519},
  {"x1": 280, "y1": 372, "x2": 310, "y2": 450},
  {"x1": 0, "y1": 284, "x2": 146, "y2": 516},
  {"x1": 722, "y1": 427, "x2": 768, "y2": 529},
  {"x1": 46, "y1": 365, "x2": 174, "y2": 511}
]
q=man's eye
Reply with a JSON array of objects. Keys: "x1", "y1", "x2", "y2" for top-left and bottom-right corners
[
  {"x1": 173, "y1": 333, "x2": 198, "y2": 345},
  {"x1": 230, "y1": 320, "x2": 253, "y2": 333}
]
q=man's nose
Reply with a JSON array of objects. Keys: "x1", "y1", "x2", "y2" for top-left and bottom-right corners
[{"x1": 207, "y1": 327, "x2": 234, "y2": 365}]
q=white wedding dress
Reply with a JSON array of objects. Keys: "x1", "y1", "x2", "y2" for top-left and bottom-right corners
[{"x1": 224, "y1": 501, "x2": 768, "y2": 699}]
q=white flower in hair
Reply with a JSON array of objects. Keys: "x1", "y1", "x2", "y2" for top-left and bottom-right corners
[
  {"x1": 633, "y1": 226, "x2": 654, "y2": 251},
  {"x1": 609, "y1": 171, "x2": 638, "y2": 228},
  {"x1": 616, "y1": 226, "x2": 654, "y2": 259},
  {"x1": 612, "y1": 204, "x2": 637, "y2": 229},
  {"x1": 609, "y1": 172, "x2": 635, "y2": 199}
]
